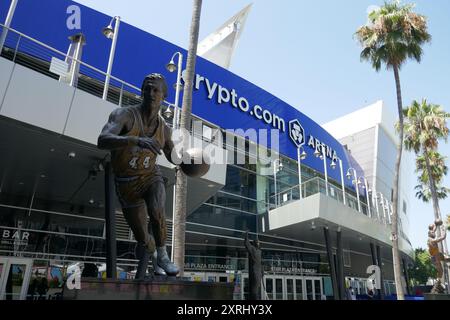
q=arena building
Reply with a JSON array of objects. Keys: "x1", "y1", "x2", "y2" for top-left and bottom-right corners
[{"x1": 0, "y1": 0, "x2": 413, "y2": 300}]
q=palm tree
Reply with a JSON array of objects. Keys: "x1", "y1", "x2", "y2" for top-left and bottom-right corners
[
  {"x1": 403, "y1": 100, "x2": 449, "y2": 289},
  {"x1": 173, "y1": 0, "x2": 203, "y2": 276},
  {"x1": 414, "y1": 151, "x2": 448, "y2": 202},
  {"x1": 403, "y1": 101, "x2": 449, "y2": 222},
  {"x1": 355, "y1": 1, "x2": 431, "y2": 300},
  {"x1": 415, "y1": 183, "x2": 449, "y2": 203}
]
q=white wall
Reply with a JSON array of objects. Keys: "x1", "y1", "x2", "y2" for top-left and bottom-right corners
[{"x1": 323, "y1": 101, "x2": 412, "y2": 245}]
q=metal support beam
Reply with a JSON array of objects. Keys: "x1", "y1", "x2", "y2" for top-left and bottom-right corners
[
  {"x1": 376, "y1": 245, "x2": 385, "y2": 300},
  {"x1": 105, "y1": 161, "x2": 117, "y2": 279},
  {"x1": 336, "y1": 229, "x2": 345, "y2": 300},
  {"x1": 323, "y1": 227, "x2": 339, "y2": 300}
]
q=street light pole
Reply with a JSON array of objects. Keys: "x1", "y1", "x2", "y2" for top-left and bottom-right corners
[
  {"x1": 165, "y1": 52, "x2": 184, "y2": 262},
  {"x1": 322, "y1": 146, "x2": 329, "y2": 197},
  {"x1": 0, "y1": 0, "x2": 18, "y2": 54},
  {"x1": 273, "y1": 159, "x2": 282, "y2": 207},
  {"x1": 347, "y1": 168, "x2": 361, "y2": 212},
  {"x1": 102, "y1": 16, "x2": 121, "y2": 101},
  {"x1": 274, "y1": 160, "x2": 278, "y2": 207},
  {"x1": 376, "y1": 192, "x2": 386, "y2": 223},
  {"x1": 314, "y1": 145, "x2": 328, "y2": 196},
  {"x1": 386, "y1": 199, "x2": 394, "y2": 224},
  {"x1": 297, "y1": 146, "x2": 306, "y2": 199},
  {"x1": 331, "y1": 157, "x2": 346, "y2": 205},
  {"x1": 166, "y1": 52, "x2": 184, "y2": 128},
  {"x1": 358, "y1": 177, "x2": 372, "y2": 218}
]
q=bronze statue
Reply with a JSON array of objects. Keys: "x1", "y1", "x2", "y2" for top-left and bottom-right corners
[
  {"x1": 244, "y1": 231, "x2": 263, "y2": 300},
  {"x1": 427, "y1": 219, "x2": 450, "y2": 293},
  {"x1": 98, "y1": 73, "x2": 209, "y2": 279}
]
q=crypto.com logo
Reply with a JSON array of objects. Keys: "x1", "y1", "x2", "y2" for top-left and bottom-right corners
[
  {"x1": 288, "y1": 119, "x2": 305, "y2": 148},
  {"x1": 366, "y1": 265, "x2": 381, "y2": 290},
  {"x1": 66, "y1": 265, "x2": 81, "y2": 290}
]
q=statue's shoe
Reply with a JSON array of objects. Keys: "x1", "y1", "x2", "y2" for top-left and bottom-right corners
[
  {"x1": 152, "y1": 252, "x2": 166, "y2": 276},
  {"x1": 157, "y1": 255, "x2": 179, "y2": 276}
]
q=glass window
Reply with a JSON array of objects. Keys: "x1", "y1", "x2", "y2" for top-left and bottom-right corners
[
  {"x1": 314, "y1": 280, "x2": 322, "y2": 300},
  {"x1": 265, "y1": 278, "x2": 273, "y2": 300},
  {"x1": 306, "y1": 279, "x2": 313, "y2": 300},
  {"x1": 4, "y1": 264, "x2": 27, "y2": 300},
  {"x1": 286, "y1": 278, "x2": 294, "y2": 300},
  {"x1": 275, "y1": 278, "x2": 283, "y2": 300},
  {"x1": 206, "y1": 192, "x2": 258, "y2": 215},
  {"x1": 188, "y1": 204, "x2": 257, "y2": 233},
  {"x1": 295, "y1": 279, "x2": 303, "y2": 300}
]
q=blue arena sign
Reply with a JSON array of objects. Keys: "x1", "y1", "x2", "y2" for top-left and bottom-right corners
[{"x1": 0, "y1": 0, "x2": 357, "y2": 188}]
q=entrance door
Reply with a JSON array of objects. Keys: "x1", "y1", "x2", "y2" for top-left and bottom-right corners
[
  {"x1": 286, "y1": 276, "x2": 304, "y2": 300},
  {"x1": 263, "y1": 276, "x2": 284, "y2": 300},
  {"x1": 285, "y1": 277, "x2": 295, "y2": 300},
  {"x1": 294, "y1": 278, "x2": 304, "y2": 300},
  {"x1": 304, "y1": 277, "x2": 323, "y2": 300},
  {"x1": 0, "y1": 257, "x2": 33, "y2": 300}
]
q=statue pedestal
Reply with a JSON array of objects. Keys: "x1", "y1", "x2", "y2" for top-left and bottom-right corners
[
  {"x1": 424, "y1": 293, "x2": 450, "y2": 300},
  {"x1": 62, "y1": 277, "x2": 234, "y2": 300}
]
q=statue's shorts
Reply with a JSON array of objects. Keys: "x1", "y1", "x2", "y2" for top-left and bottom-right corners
[
  {"x1": 114, "y1": 174, "x2": 168, "y2": 251},
  {"x1": 114, "y1": 174, "x2": 165, "y2": 208}
]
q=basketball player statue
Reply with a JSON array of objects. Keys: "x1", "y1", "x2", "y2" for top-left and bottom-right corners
[
  {"x1": 98, "y1": 73, "x2": 209, "y2": 279},
  {"x1": 427, "y1": 219, "x2": 450, "y2": 293},
  {"x1": 244, "y1": 231, "x2": 263, "y2": 300}
]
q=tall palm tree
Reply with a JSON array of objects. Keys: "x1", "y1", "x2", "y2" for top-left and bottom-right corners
[
  {"x1": 355, "y1": 1, "x2": 431, "y2": 300},
  {"x1": 414, "y1": 151, "x2": 448, "y2": 203},
  {"x1": 173, "y1": 0, "x2": 203, "y2": 276},
  {"x1": 403, "y1": 100, "x2": 449, "y2": 290},
  {"x1": 403, "y1": 101, "x2": 449, "y2": 224},
  {"x1": 415, "y1": 183, "x2": 449, "y2": 203}
]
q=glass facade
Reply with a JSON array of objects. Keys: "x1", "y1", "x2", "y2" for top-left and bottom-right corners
[{"x1": 0, "y1": 124, "x2": 400, "y2": 299}]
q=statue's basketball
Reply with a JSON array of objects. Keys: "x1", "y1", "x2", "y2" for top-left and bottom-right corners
[{"x1": 180, "y1": 148, "x2": 210, "y2": 178}]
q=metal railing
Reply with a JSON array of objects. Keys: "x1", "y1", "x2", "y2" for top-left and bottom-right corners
[
  {"x1": 270, "y1": 177, "x2": 392, "y2": 226},
  {"x1": 0, "y1": 24, "x2": 141, "y2": 107}
]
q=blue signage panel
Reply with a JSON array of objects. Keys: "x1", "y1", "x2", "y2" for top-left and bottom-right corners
[{"x1": 0, "y1": 0, "x2": 361, "y2": 188}]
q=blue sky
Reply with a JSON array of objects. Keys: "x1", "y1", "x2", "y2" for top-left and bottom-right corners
[{"x1": 75, "y1": 0, "x2": 450, "y2": 250}]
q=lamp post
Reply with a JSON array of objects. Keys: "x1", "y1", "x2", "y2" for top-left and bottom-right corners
[
  {"x1": 102, "y1": 16, "x2": 121, "y2": 101},
  {"x1": 297, "y1": 146, "x2": 306, "y2": 199},
  {"x1": 386, "y1": 199, "x2": 394, "y2": 224},
  {"x1": 330, "y1": 157, "x2": 346, "y2": 205},
  {"x1": 165, "y1": 52, "x2": 184, "y2": 128},
  {"x1": 273, "y1": 159, "x2": 283, "y2": 207},
  {"x1": 375, "y1": 192, "x2": 385, "y2": 223},
  {"x1": 0, "y1": 0, "x2": 18, "y2": 54},
  {"x1": 165, "y1": 52, "x2": 183, "y2": 262},
  {"x1": 346, "y1": 168, "x2": 361, "y2": 212},
  {"x1": 358, "y1": 176, "x2": 372, "y2": 218},
  {"x1": 314, "y1": 145, "x2": 328, "y2": 196}
]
